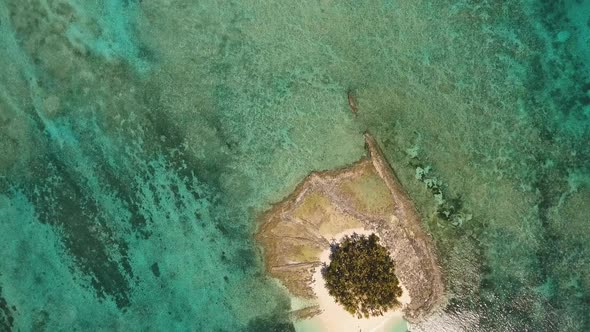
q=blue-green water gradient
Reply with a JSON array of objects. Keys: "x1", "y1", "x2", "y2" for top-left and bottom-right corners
[{"x1": 0, "y1": 1, "x2": 589, "y2": 331}]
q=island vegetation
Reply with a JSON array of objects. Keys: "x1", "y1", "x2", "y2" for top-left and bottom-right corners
[{"x1": 322, "y1": 233, "x2": 403, "y2": 318}]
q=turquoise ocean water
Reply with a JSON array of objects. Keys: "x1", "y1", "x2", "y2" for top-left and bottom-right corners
[{"x1": 0, "y1": 1, "x2": 589, "y2": 331}]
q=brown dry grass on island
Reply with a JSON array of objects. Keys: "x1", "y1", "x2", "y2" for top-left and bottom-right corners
[{"x1": 256, "y1": 132, "x2": 445, "y2": 323}]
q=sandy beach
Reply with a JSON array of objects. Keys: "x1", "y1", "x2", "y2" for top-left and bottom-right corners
[{"x1": 295, "y1": 228, "x2": 411, "y2": 332}]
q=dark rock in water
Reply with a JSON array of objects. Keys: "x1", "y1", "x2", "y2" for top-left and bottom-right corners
[
  {"x1": 245, "y1": 315, "x2": 295, "y2": 332},
  {"x1": 150, "y1": 262, "x2": 160, "y2": 278}
]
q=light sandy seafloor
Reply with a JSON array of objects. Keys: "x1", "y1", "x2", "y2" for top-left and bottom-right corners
[{"x1": 294, "y1": 228, "x2": 411, "y2": 332}]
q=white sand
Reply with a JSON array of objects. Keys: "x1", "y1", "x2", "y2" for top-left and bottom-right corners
[{"x1": 296, "y1": 228, "x2": 411, "y2": 332}]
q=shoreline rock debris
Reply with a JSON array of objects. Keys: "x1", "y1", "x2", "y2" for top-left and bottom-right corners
[{"x1": 347, "y1": 90, "x2": 358, "y2": 115}]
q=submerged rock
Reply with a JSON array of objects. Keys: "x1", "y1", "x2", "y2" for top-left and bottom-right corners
[{"x1": 256, "y1": 133, "x2": 445, "y2": 323}]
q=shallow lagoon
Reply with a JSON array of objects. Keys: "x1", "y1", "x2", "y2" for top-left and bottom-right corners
[{"x1": 0, "y1": 1, "x2": 589, "y2": 331}]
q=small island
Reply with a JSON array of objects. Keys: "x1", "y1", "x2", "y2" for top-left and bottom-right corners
[{"x1": 256, "y1": 133, "x2": 445, "y2": 330}]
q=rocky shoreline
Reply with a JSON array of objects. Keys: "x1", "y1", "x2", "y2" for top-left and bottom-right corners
[{"x1": 256, "y1": 133, "x2": 445, "y2": 323}]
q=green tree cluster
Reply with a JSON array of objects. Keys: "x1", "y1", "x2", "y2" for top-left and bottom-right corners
[{"x1": 322, "y1": 233, "x2": 402, "y2": 318}]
